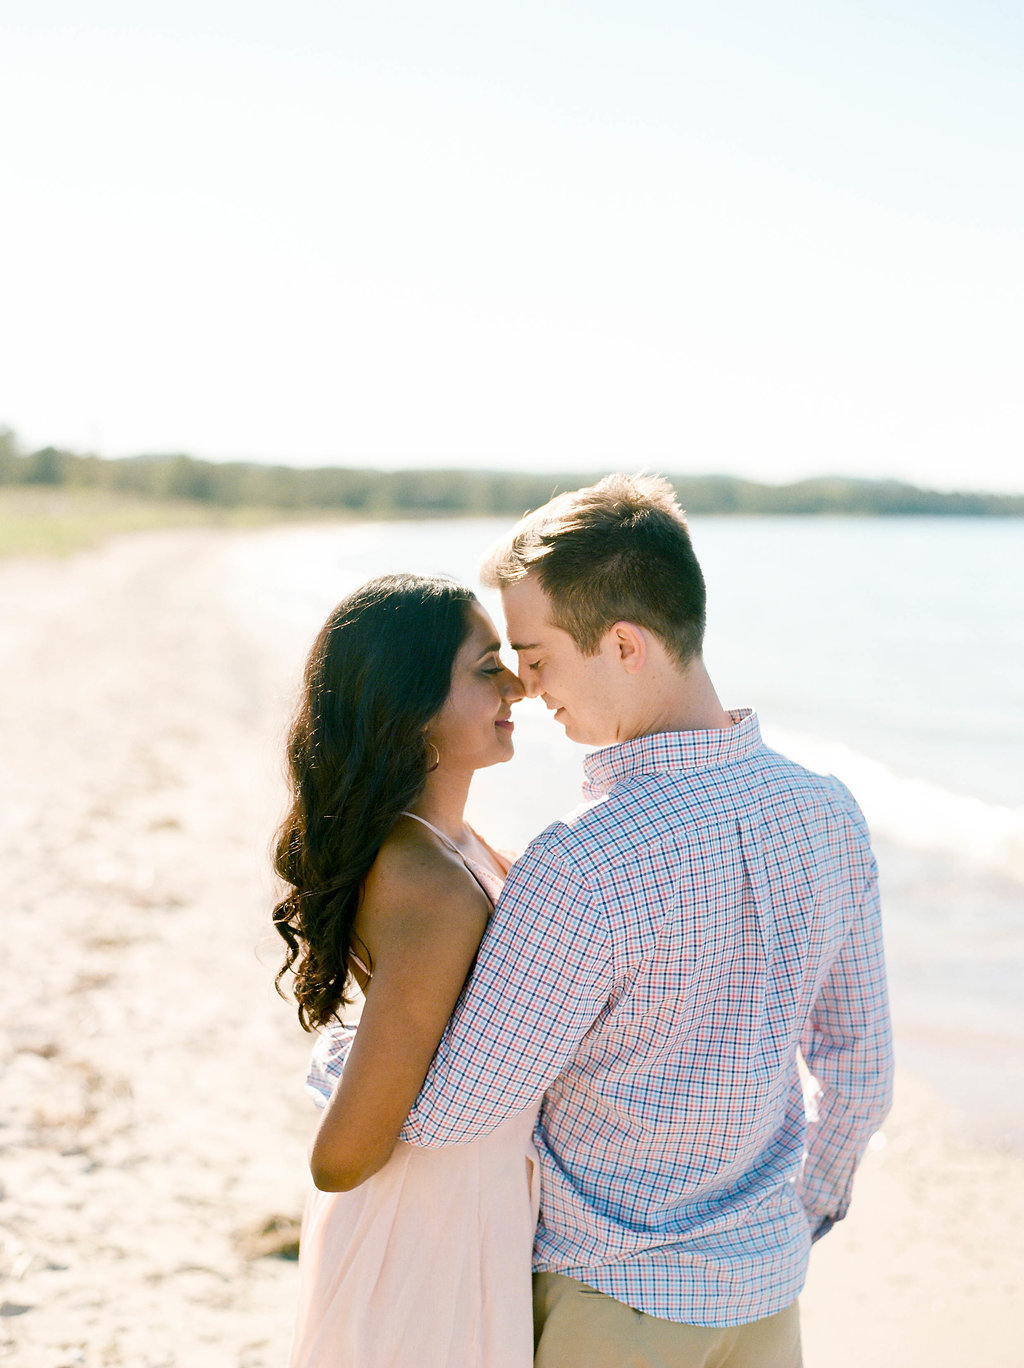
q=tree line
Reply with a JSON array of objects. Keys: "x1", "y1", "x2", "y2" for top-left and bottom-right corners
[{"x1": 1, "y1": 429, "x2": 1020, "y2": 518}]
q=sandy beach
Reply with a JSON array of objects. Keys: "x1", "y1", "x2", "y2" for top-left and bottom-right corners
[{"x1": 2, "y1": 526, "x2": 1021, "y2": 1367}]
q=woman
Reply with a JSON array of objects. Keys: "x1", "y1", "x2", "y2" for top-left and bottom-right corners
[{"x1": 273, "y1": 573, "x2": 538, "y2": 1368}]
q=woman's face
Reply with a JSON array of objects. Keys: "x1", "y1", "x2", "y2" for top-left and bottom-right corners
[{"x1": 427, "y1": 601, "x2": 524, "y2": 773}]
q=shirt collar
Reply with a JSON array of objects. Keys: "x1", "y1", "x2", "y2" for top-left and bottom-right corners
[{"x1": 582, "y1": 708, "x2": 762, "y2": 797}]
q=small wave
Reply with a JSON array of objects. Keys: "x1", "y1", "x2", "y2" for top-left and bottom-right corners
[{"x1": 763, "y1": 725, "x2": 1024, "y2": 886}]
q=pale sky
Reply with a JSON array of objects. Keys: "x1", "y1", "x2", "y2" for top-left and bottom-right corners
[{"x1": 2, "y1": 1, "x2": 1022, "y2": 491}]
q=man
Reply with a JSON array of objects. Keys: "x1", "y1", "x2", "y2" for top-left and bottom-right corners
[{"x1": 403, "y1": 473, "x2": 894, "y2": 1367}]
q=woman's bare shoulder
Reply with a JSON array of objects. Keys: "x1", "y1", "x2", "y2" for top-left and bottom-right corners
[{"x1": 361, "y1": 816, "x2": 490, "y2": 932}]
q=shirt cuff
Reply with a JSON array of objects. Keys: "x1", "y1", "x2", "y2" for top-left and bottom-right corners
[{"x1": 304, "y1": 1023, "x2": 356, "y2": 1110}]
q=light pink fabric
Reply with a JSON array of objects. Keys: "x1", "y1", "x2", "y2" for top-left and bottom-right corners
[
  {"x1": 288, "y1": 821, "x2": 540, "y2": 1368},
  {"x1": 289, "y1": 1110, "x2": 540, "y2": 1368}
]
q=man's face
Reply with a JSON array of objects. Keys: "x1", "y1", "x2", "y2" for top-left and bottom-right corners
[{"x1": 500, "y1": 575, "x2": 622, "y2": 747}]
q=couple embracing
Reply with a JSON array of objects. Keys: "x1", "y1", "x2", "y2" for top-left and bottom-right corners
[{"x1": 274, "y1": 474, "x2": 894, "y2": 1368}]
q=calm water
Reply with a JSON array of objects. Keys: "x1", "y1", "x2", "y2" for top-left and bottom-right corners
[{"x1": 228, "y1": 515, "x2": 1024, "y2": 1146}]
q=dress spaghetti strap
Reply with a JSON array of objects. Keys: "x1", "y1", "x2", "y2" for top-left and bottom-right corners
[
  {"x1": 348, "y1": 946, "x2": 372, "y2": 977},
  {"x1": 399, "y1": 810, "x2": 462, "y2": 853},
  {"x1": 399, "y1": 811, "x2": 507, "y2": 908},
  {"x1": 348, "y1": 813, "x2": 455, "y2": 981},
  {"x1": 349, "y1": 813, "x2": 505, "y2": 985}
]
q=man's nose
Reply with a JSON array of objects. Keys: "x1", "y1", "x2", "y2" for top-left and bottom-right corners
[{"x1": 516, "y1": 663, "x2": 541, "y2": 698}]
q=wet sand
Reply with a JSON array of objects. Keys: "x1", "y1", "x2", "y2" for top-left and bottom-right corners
[{"x1": 1, "y1": 527, "x2": 1021, "y2": 1366}]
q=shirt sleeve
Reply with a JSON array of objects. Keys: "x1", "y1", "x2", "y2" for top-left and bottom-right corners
[
  {"x1": 304, "y1": 1023, "x2": 357, "y2": 1111},
  {"x1": 401, "y1": 830, "x2": 615, "y2": 1147},
  {"x1": 798, "y1": 811, "x2": 895, "y2": 1239}
]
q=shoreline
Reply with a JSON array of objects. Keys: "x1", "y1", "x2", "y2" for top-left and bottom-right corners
[{"x1": 2, "y1": 525, "x2": 1021, "y2": 1366}]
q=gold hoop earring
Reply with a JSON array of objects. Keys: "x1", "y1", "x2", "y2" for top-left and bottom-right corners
[{"x1": 425, "y1": 741, "x2": 440, "y2": 772}]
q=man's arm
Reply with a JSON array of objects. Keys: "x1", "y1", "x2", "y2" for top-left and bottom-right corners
[
  {"x1": 401, "y1": 829, "x2": 615, "y2": 1147},
  {"x1": 798, "y1": 825, "x2": 894, "y2": 1239}
]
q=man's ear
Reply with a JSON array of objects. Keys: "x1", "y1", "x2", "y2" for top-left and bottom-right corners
[{"x1": 610, "y1": 621, "x2": 647, "y2": 674}]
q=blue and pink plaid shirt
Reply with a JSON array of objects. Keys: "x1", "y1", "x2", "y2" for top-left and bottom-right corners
[{"x1": 395, "y1": 709, "x2": 893, "y2": 1327}]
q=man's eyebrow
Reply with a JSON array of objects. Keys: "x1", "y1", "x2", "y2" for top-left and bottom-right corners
[{"x1": 508, "y1": 641, "x2": 539, "y2": 652}]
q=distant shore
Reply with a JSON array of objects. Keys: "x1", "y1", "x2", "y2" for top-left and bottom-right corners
[
  {"x1": 2, "y1": 524, "x2": 1022, "y2": 1367},
  {"x1": 3, "y1": 430, "x2": 1022, "y2": 545},
  {"x1": 0, "y1": 486, "x2": 338, "y2": 559},
  {"x1": 4, "y1": 478, "x2": 1024, "y2": 571}
]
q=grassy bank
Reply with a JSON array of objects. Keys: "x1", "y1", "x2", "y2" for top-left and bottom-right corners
[{"x1": 0, "y1": 488, "x2": 308, "y2": 559}]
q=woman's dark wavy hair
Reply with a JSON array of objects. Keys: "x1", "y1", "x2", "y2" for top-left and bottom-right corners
[{"x1": 273, "y1": 572, "x2": 476, "y2": 1030}]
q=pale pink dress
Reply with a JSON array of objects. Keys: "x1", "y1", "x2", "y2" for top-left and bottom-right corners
[{"x1": 288, "y1": 815, "x2": 541, "y2": 1368}]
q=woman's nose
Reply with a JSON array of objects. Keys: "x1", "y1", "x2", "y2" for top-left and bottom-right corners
[{"x1": 502, "y1": 667, "x2": 526, "y2": 702}]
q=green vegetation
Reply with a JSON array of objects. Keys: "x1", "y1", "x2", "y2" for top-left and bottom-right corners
[
  {"x1": 0, "y1": 424, "x2": 1020, "y2": 561},
  {"x1": 0, "y1": 486, "x2": 289, "y2": 559}
]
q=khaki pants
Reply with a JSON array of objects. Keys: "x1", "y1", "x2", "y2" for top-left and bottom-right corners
[{"x1": 533, "y1": 1271, "x2": 803, "y2": 1368}]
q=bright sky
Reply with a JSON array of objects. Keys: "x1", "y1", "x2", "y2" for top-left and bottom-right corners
[{"x1": 2, "y1": 1, "x2": 1022, "y2": 491}]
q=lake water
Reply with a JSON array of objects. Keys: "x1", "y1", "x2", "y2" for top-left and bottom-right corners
[{"x1": 227, "y1": 515, "x2": 1024, "y2": 1148}]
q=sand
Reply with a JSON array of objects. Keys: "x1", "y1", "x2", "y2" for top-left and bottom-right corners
[{"x1": 1, "y1": 526, "x2": 1021, "y2": 1367}]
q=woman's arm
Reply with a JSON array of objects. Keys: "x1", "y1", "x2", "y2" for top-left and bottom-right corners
[
  {"x1": 308, "y1": 835, "x2": 490, "y2": 1191},
  {"x1": 400, "y1": 832, "x2": 614, "y2": 1149}
]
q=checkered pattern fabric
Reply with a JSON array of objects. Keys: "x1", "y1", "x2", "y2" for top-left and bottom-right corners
[{"x1": 395, "y1": 709, "x2": 893, "y2": 1326}]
